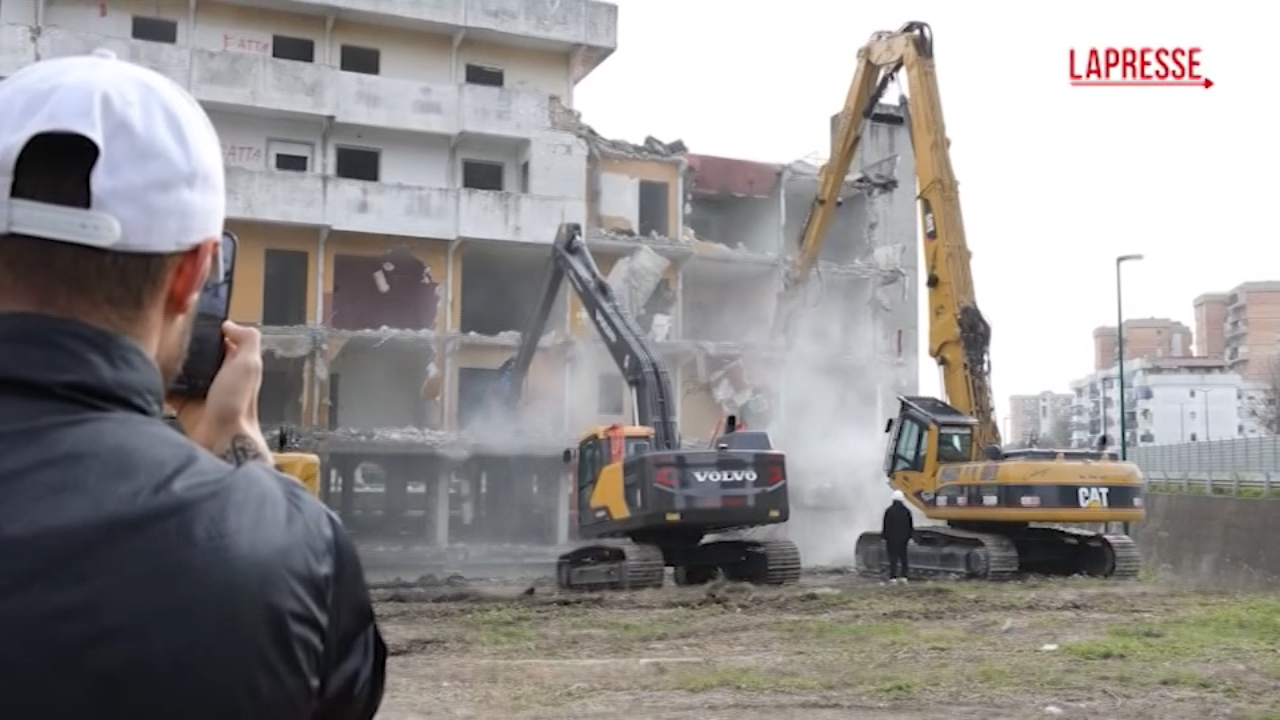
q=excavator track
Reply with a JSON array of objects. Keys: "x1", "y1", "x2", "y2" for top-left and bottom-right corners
[
  {"x1": 555, "y1": 541, "x2": 665, "y2": 592},
  {"x1": 748, "y1": 539, "x2": 803, "y2": 585},
  {"x1": 1028, "y1": 526, "x2": 1141, "y2": 579},
  {"x1": 671, "y1": 538, "x2": 803, "y2": 587},
  {"x1": 855, "y1": 527, "x2": 1019, "y2": 581},
  {"x1": 855, "y1": 525, "x2": 1141, "y2": 581}
]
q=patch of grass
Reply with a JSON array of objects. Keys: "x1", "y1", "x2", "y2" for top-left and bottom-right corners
[
  {"x1": 465, "y1": 606, "x2": 538, "y2": 647},
  {"x1": 674, "y1": 664, "x2": 832, "y2": 693},
  {"x1": 779, "y1": 617, "x2": 911, "y2": 641},
  {"x1": 1064, "y1": 595, "x2": 1280, "y2": 661}
]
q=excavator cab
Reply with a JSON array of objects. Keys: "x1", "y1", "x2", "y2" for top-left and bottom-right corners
[{"x1": 883, "y1": 397, "x2": 978, "y2": 478}]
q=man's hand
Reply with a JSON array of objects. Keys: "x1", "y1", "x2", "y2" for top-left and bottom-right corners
[{"x1": 168, "y1": 321, "x2": 272, "y2": 464}]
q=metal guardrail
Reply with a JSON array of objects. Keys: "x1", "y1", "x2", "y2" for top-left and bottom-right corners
[
  {"x1": 1129, "y1": 437, "x2": 1280, "y2": 474},
  {"x1": 1144, "y1": 470, "x2": 1280, "y2": 497}
]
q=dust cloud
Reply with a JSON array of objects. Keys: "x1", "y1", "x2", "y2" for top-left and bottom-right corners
[{"x1": 766, "y1": 275, "x2": 896, "y2": 566}]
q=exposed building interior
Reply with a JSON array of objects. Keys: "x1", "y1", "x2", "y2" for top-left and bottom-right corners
[{"x1": 241, "y1": 102, "x2": 918, "y2": 568}]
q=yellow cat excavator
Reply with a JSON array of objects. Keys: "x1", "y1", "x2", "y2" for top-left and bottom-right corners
[{"x1": 777, "y1": 21, "x2": 1143, "y2": 579}]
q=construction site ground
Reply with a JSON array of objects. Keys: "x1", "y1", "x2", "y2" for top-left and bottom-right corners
[{"x1": 370, "y1": 571, "x2": 1280, "y2": 720}]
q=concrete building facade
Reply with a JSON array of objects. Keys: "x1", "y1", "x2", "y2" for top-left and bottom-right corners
[
  {"x1": 1069, "y1": 357, "x2": 1245, "y2": 450},
  {"x1": 1193, "y1": 292, "x2": 1229, "y2": 358},
  {"x1": 1093, "y1": 318, "x2": 1193, "y2": 372},
  {"x1": 0, "y1": 0, "x2": 616, "y2": 554},
  {"x1": 1008, "y1": 392, "x2": 1072, "y2": 448}
]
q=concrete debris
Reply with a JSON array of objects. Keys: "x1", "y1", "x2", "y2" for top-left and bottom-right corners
[
  {"x1": 550, "y1": 98, "x2": 685, "y2": 161},
  {"x1": 691, "y1": 237, "x2": 777, "y2": 262},
  {"x1": 287, "y1": 425, "x2": 570, "y2": 458},
  {"x1": 261, "y1": 332, "x2": 315, "y2": 359},
  {"x1": 814, "y1": 257, "x2": 906, "y2": 285},
  {"x1": 421, "y1": 361, "x2": 442, "y2": 402},
  {"x1": 261, "y1": 324, "x2": 438, "y2": 343},
  {"x1": 785, "y1": 156, "x2": 899, "y2": 193},
  {"x1": 649, "y1": 313, "x2": 671, "y2": 341},
  {"x1": 605, "y1": 245, "x2": 670, "y2": 321},
  {"x1": 258, "y1": 325, "x2": 565, "y2": 354},
  {"x1": 586, "y1": 226, "x2": 689, "y2": 248}
]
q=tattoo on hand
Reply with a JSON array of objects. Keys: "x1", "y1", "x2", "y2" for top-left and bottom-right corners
[{"x1": 222, "y1": 433, "x2": 266, "y2": 466}]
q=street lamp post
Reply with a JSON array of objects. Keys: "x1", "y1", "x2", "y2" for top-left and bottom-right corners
[{"x1": 1116, "y1": 254, "x2": 1144, "y2": 461}]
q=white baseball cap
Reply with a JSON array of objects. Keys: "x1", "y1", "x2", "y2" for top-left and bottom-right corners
[
  {"x1": 891, "y1": 489, "x2": 905, "y2": 502},
  {"x1": 0, "y1": 48, "x2": 224, "y2": 253}
]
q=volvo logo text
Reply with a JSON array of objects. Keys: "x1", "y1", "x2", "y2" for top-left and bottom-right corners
[{"x1": 693, "y1": 470, "x2": 758, "y2": 483}]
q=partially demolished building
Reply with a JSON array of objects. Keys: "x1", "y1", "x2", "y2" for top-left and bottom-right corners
[
  {"x1": 243, "y1": 100, "x2": 919, "y2": 564},
  {"x1": 571, "y1": 103, "x2": 920, "y2": 562},
  {"x1": 246, "y1": 98, "x2": 920, "y2": 564}
]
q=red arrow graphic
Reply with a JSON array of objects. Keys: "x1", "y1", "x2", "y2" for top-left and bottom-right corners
[{"x1": 1070, "y1": 78, "x2": 1213, "y2": 88}]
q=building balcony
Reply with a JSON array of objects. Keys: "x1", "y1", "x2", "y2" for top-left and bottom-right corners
[
  {"x1": 459, "y1": 85, "x2": 552, "y2": 139},
  {"x1": 325, "y1": 178, "x2": 457, "y2": 238},
  {"x1": 456, "y1": 189, "x2": 585, "y2": 244},
  {"x1": 226, "y1": 169, "x2": 576, "y2": 241},
  {"x1": 27, "y1": 26, "x2": 557, "y2": 139},
  {"x1": 226, "y1": 168, "x2": 326, "y2": 226},
  {"x1": 219, "y1": 0, "x2": 617, "y2": 79},
  {"x1": 38, "y1": 26, "x2": 188, "y2": 85},
  {"x1": 191, "y1": 48, "x2": 334, "y2": 119}
]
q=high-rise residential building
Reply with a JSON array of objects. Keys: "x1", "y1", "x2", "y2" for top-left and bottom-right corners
[
  {"x1": 1218, "y1": 282, "x2": 1280, "y2": 382},
  {"x1": 1008, "y1": 392, "x2": 1072, "y2": 447},
  {"x1": 1193, "y1": 292, "x2": 1229, "y2": 358},
  {"x1": 1093, "y1": 319, "x2": 1193, "y2": 371}
]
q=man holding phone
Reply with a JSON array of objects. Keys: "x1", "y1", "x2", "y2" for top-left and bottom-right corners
[{"x1": 0, "y1": 50, "x2": 386, "y2": 719}]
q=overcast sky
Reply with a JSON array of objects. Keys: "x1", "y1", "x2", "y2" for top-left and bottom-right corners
[{"x1": 574, "y1": 0, "x2": 1271, "y2": 423}]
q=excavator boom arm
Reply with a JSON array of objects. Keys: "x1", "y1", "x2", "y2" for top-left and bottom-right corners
[
  {"x1": 775, "y1": 21, "x2": 998, "y2": 450},
  {"x1": 503, "y1": 223, "x2": 680, "y2": 450},
  {"x1": 897, "y1": 37, "x2": 998, "y2": 449}
]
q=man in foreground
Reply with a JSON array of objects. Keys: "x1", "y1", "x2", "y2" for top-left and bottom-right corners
[
  {"x1": 882, "y1": 489, "x2": 914, "y2": 584},
  {"x1": 0, "y1": 50, "x2": 385, "y2": 718}
]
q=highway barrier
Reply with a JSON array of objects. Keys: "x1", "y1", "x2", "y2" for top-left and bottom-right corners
[{"x1": 1143, "y1": 470, "x2": 1280, "y2": 498}]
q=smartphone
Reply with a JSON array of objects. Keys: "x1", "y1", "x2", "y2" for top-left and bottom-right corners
[{"x1": 169, "y1": 230, "x2": 238, "y2": 398}]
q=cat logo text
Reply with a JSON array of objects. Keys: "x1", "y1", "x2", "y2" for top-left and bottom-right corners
[{"x1": 1078, "y1": 487, "x2": 1110, "y2": 508}]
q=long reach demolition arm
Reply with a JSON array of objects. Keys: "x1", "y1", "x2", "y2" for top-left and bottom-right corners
[
  {"x1": 501, "y1": 223, "x2": 681, "y2": 451},
  {"x1": 775, "y1": 21, "x2": 999, "y2": 451}
]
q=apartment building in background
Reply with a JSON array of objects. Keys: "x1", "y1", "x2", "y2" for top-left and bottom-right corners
[
  {"x1": 1192, "y1": 282, "x2": 1280, "y2": 382},
  {"x1": 1092, "y1": 318, "x2": 1192, "y2": 371},
  {"x1": 1069, "y1": 357, "x2": 1245, "y2": 450},
  {"x1": 1007, "y1": 392, "x2": 1072, "y2": 447}
]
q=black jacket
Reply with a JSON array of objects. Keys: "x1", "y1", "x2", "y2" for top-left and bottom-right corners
[
  {"x1": 882, "y1": 499, "x2": 914, "y2": 545},
  {"x1": 0, "y1": 313, "x2": 386, "y2": 720}
]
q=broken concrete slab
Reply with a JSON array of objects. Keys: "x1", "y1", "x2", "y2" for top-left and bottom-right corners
[{"x1": 604, "y1": 244, "x2": 670, "y2": 320}]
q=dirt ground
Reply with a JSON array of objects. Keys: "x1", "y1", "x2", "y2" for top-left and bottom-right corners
[{"x1": 370, "y1": 571, "x2": 1280, "y2": 720}]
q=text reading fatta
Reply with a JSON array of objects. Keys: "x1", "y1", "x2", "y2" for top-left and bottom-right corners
[{"x1": 1069, "y1": 47, "x2": 1203, "y2": 81}]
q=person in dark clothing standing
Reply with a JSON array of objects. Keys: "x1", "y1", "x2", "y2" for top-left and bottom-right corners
[
  {"x1": 882, "y1": 490, "x2": 915, "y2": 584},
  {"x1": 0, "y1": 51, "x2": 385, "y2": 719}
]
